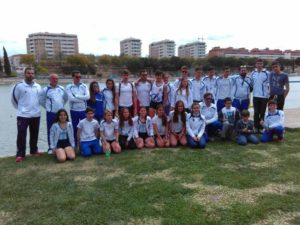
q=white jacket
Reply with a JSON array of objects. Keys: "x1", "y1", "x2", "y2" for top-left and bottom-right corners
[
  {"x1": 186, "y1": 113, "x2": 206, "y2": 138},
  {"x1": 40, "y1": 85, "x2": 68, "y2": 113},
  {"x1": 11, "y1": 81, "x2": 42, "y2": 117},
  {"x1": 66, "y1": 83, "x2": 90, "y2": 111}
]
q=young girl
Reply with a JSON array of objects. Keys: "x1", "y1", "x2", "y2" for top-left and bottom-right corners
[
  {"x1": 152, "y1": 104, "x2": 170, "y2": 147},
  {"x1": 169, "y1": 100, "x2": 187, "y2": 147},
  {"x1": 87, "y1": 81, "x2": 105, "y2": 122},
  {"x1": 118, "y1": 107, "x2": 137, "y2": 149},
  {"x1": 260, "y1": 100, "x2": 285, "y2": 142},
  {"x1": 186, "y1": 103, "x2": 206, "y2": 149},
  {"x1": 100, "y1": 110, "x2": 121, "y2": 153},
  {"x1": 102, "y1": 79, "x2": 117, "y2": 117},
  {"x1": 171, "y1": 78, "x2": 193, "y2": 112},
  {"x1": 133, "y1": 107, "x2": 155, "y2": 149},
  {"x1": 50, "y1": 109, "x2": 76, "y2": 162}
]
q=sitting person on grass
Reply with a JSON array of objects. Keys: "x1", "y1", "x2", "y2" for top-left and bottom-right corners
[
  {"x1": 260, "y1": 100, "x2": 285, "y2": 142},
  {"x1": 49, "y1": 109, "x2": 76, "y2": 162},
  {"x1": 152, "y1": 104, "x2": 170, "y2": 148},
  {"x1": 218, "y1": 97, "x2": 240, "y2": 141},
  {"x1": 186, "y1": 102, "x2": 207, "y2": 149},
  {"x1": 235, "y1": 110, "x2": 259, "y2": 145},
  {"x1": 77, "y1": 107, "x2": 102, "y2": 157},
  {"x1": 100, "y1": 110, "x2": 121, "y2": 154}
]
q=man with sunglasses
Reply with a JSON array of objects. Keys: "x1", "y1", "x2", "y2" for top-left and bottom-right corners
[
  {"x1": 173, "y1": 65, "x2": 192, "y2": 91},
  {"x1": 66, "y1": 70, "x2": 90, "y2": 144}
]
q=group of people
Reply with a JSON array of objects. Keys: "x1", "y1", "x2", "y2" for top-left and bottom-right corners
[{"x1": 11, "y1": 58, "x2": 290, "y2": 163}]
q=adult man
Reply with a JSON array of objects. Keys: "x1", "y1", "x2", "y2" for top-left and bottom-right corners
[
  {"x1": 116, "y1": 69, "x2": 137, "y2": 116},
  {"x1": 190, "y1": 66, "x2": 206, "y2": 103},
  {"x1": 66, "y1": 70, "x2": 90, "y2": 144},
  {"x1": 250, "y1": 59, "x2": 269, "y2": 132},
  {"x1": 200, "y1": 92, "x2": 221, "y2": 141},
  {"x1": 215, "y1": 66, "x2": 234, "y2": 112},
  {"x1": 40, "y1": 74, "x2": 68, "y2": 153},
  {"x1": 269, "y1": 61, "x2": 290, "y2": 110},
  {"x1": 11, "y1": 67, "x2": 42, "y2": 162},
  {"x1": 232, "y1": 66, "x2": 253, "y2": 112},
  {"x1": 163, "y1": 72, "x2": 173, "y2": 115},
  {"x1": 202, "y1": 66, "x2": 217, "y2": 102},
  {"x1": 173, "y1": 65, "x2": 192, "y2": 91}
]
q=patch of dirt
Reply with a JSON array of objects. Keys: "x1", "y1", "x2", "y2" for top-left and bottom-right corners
[
  {"x1": 254, "y1": 211, "x2": 300, "y2": 225},
  {"x1": 0, "y1": 211, "x2": 13, "y2": 224},
  {"x1": 74, "y1": 175, "x2": 97, "y2": 183},
  {"x1": 127, "y1": 217, "x2": 162, "y2": 225}
]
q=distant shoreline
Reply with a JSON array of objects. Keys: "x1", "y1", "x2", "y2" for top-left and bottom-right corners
[{"x1": 1, "y1": 73, "x2": 299, "y2": 85}]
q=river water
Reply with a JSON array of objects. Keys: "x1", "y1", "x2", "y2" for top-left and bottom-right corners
[{"x1": 1, "y1": 77, "x2": 299, "y2": 157}]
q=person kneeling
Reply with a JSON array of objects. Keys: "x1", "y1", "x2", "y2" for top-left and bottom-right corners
[
  {"x1": 50, "y1": 109, "x2": 76, "y2": 162},
  {"x1": 152, "y1": 104, "x2": 170, "y2": 147},
  {"x1": 77, "y1": 107, "x2": 102, "y2": 157},
  {"x1": 236, "y1": 110, "x2": 259, "y2": 145},
  {"x1": 260, "y1": 100, "x2": 285, "y2": 142},
  {"x1": 186, "y1": 103, "x2": 206, "y2": 149}
]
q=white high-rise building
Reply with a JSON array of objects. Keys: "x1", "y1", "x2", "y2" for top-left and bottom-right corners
[
  {"x1": 149, "y1": 40, "x2": 175, "y2": 59},
  {"x1": 26, "y1": 32, "x2": 79, "y2": 61},
  {"x1": 120, "y1": 38, "x2": 142, "y2": 57},
  {"x1": 178, "y1": 41, "x2": 206, "y2": 59}
]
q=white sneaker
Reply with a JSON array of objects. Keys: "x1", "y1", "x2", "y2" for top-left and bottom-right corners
[{"x1": 47, "y1": 149, "x2": 53, "y2": 155}]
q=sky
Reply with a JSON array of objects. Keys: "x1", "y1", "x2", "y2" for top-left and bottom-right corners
[{"x1": 0, "y1": 0, "x2": 299, "y2": 57}]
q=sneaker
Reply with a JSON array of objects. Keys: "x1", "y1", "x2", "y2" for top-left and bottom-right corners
[
  {"x1": 16, "y1": 156, "x2": 24, "y2": 162},
  {"x1": 31, "y1": 151, "x2": 44, "y2": 156},
  {"x1": 47, "y1": 149, "x2": 53, "y2": 155}
]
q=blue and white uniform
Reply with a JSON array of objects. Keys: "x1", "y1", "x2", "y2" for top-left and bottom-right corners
[
  {"x1": 200, "y1": 102, "x2": 221, "y2": 137},
  {"x1": 190, "y1": 78, "x2": 206, "y2": 102},
  {"x1": 202, "y1": 76, "x2": 217, "y2": 100},
  {"x1": 250, "y1": 69, "x2": 270, "y2": 130},
  {"x1": 40, "y1": 84, "x2": 68, "y2": 149},
  {"x1": 152, "y1": 115, "x2": 167, "y2": 136},
  {"x1": 87, "y1": 92, "x2": 105, "y2": 122},
  {"x1": 119, "y1": 121, "x2": 135, "y2": 141},
  {"x1": 173, "y1": 78, "x2": 192, "y2": 91},
  {"x1": 215, "y1": 76, "x2": 234, "y2": 112},
  {"x1": 186, "y1": 113, "x2": 206, "y2": 148},
  {"x1": 11, "y1": 81, "x2": 42, "y2": 157},
  {"x1": 102, "y1": 88, "x2": 115, "y2": 111},
  {"x1": 100, "y1": 119, "x2": 119, "y2": 141},
  {"x1": 261, "y1": 110, "x2": 284, "y2": 142},
  {"x1": 77, "y1": 118, "x2": 102, "y2": 156},
  {"x1": 133, "y1": 116, "x2": 154, "y2": 138},
  {"x1": 150, "y1": 81, "x2": 164, "y2": 107},
  {"x1": 66, "y1": 82, "x2": 90, "y2": 144},
  {"x1": 164, "y1": 82, "x2": 173, "y2": 115},
  {"x1": 232, "y1": 75, "x2": 252, "y2": 112},
  {"x1": 171, "y1": 88, "x2": 193, "y2": 110}
]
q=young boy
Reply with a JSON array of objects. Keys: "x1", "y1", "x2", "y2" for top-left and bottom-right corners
[
  {"x1": 218, "y1": 97, "x2": 240, "y2": 140},
  {"x1": 260, "y1": 100, "x2": 285, "y2": 142},
  {"x1": 77, "y1": 107, "x2": 102, "y2": 157},
  {"x1": 236, "y1": 110, "x2": 259, "y2": 145}
]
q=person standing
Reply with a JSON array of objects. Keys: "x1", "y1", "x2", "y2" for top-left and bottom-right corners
[
  {"x1": 232, "y1": 66, "x2": 252, "y2": 112},
  {"x1": 40, "y1": 74, "x2": 68, "y2": 154},
  {"x1": 250, "y1": 59, "x2": 269, "y2": 132},
  {"x1": 66, "y1": 70, "x2": 90, "y2": 144},
  {"x1": 135, "y1": 69, "x2": 152, "y2": 111},
  {"x1": 116, "y1": 69, "x2": 137, "y2": 117},
  {"x1": 190, "y1": 66, "x2": 206, "y2": 103},
  {"x1": 202, "y1": 66, "x2": 217, "y2": 102},
  {"x1": 269, "y1": 61, "x2": 290, "y2": 110},
  {"x1": 11, "y1": 67, "x2": 42, "y2": 162},
  {"x1": 173, "y1": 65, "x2": 192, "y2": 91},
  {"x1": 215, "y1": 66, "x2": 234, "y2": 112}
]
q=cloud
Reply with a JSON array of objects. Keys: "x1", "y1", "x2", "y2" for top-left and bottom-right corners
[{"x1": 207, "y1": 35, "x2": 234, "y2": 41}]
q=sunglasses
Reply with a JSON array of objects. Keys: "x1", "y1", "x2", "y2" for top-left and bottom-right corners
[
  {"x1": 182, "y1": 71, "x2": 188, "y2": 74},
  {"x1": 75, "y1": 76, "x2": 81, "y2": 78}
]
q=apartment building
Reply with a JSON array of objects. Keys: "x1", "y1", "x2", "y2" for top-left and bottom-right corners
[
  {"x1": 26, "y1": 32, "x2": 79, "y2": 61},
  {"x1": 178, "y1": 41, "x2": 206, "y2": 59},
  {"x1": 208, "y1": 47, "x2": 300, "y2": 60},
  {"x1": 149, "y1": 40, "x2": 175, "y2": 59},
  {"x1": 120, "y1": 38, "x2": 142, "y2": 57}
]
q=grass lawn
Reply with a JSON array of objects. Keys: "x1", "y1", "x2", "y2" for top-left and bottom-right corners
[{"x1": 0, "y1": 129, "x2": 300, "y2": 225}]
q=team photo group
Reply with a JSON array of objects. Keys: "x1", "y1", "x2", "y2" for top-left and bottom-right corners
[{"x1": 11, "y1": 58, "x2": 290, "y2": 163}]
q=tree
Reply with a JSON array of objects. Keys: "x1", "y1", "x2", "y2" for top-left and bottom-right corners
[
  {"x1": 20, "y1": 54, "x2": 35, "y2": 65},
  {"x1": 3, "y1": 47, "x2": 11, "y2": 75},
  {"x1": 0, "y1": 58, "x2": 3, "y2": 72}
]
